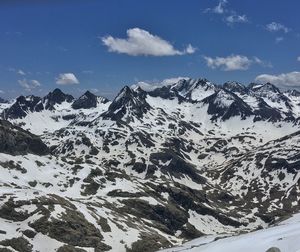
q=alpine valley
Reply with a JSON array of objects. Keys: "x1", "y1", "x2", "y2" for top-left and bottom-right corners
[{"x1": 0, "y1": 78, "x2": 300, "y2": 252}]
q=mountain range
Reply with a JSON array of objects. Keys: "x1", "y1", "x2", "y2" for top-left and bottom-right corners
[{"x1": 0, "y1": 78, "x2": 299, "y2": 252}]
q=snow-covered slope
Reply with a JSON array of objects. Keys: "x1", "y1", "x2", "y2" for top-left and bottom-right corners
[
  {"x1": 1, "y1": 89, "x2": 110, "y2": 135},
  {"x1": 160, "y1": 213, "x2": 300, "y2": 252},
  {"x1": 0, "y1": 78, "x2": 300, "y2": 251}
]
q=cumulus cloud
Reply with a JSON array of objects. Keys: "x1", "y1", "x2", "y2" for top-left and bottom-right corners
[
  {"x1": 205, "y1": 0, "x2": 228, "y2": 14},
  {"x1": 56, "y1": 73, "x2": 79, "y2": 85},
  {"x1": 225, "y1": 14, "x2": 248, "y2": 25},
  {"x1": 265, "y1": 22, "x2": 290, "y2": 33},
  {"x1": 255, "y1": 71, "x2": 300, "y2": 88},
  {"x1": 18, "y1": 79, "x2": 41, "y2": 91},
  {"x1": 203, "y1": 54, "x2": 268, "y2": 71},
  {"x1": 102, "y1": 28, "x2": 196, "y2": 56}
]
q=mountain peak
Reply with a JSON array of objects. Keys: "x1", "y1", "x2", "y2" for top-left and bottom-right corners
[
  {"x1": 202, "y1": 88, "x2": 253, "y2": 120},
  {"x1": 103, "y1": 85, "x2": 150, "y2": 122},
  {"x1": 52, "y1": 88, "x2": 64, "y2": 94},
  {"x1": 3, "y1": 95, "x2": 43, "y2": 119},
  {"x1": 223, "y1": 81, "x2": 248, "y2": 94},
  {"x1": 83, "y1": 90, "x2": 94, "y2": 96},
  {"x1": 249, "y1": 82, "x2": 280, "y2": 93},
  {"x1": 170, "y1": 78, "x2": 216, "y2": 101},
  {"x1": 286, "y1": 89, "x2": 300, "y2": 97},
  {"x1": 115, "y1": 86, "x2": 133, "y2": 100},
  {"x1": 43, "y1": 89, "x2": 74, "y2": 110},
  {"x1": 72, "y1": 90, "x2": 99, "y2": 109}
]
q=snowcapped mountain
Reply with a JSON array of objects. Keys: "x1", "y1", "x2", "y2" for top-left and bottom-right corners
[
  {"x1": 170, "y1": 78, "x2": 217, "y2": 101},
  {"x1": 223, "y1": 81, "x2": 249, "y2": 94},
  {"x1": 102, "y1": 86, "x2": 151, "y2": 122},
  {"x1": 0, "y1": 78, "x2": 300, "y2": 251},
  {"x1": 72, "y1": 91, "x2": 109, "y2": 110},
  {"x1": 1, "y1": 89, "x2": 110, "y2": 135},
  {"x1": 201, "y1": 89, "x2": 253, "y2": 121}
]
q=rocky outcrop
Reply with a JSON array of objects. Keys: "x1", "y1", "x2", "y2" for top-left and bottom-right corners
[{"x1": 0, "y1": 120, "x2": 49, "y2": 155}]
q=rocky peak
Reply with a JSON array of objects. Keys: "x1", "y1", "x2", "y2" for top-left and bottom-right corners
[
  {"x1": 114, "y1": 86, "x2": 133, "y2": 101},
  {"x1": 72, "y1": 91, "x2": 99, "y2": 109},
  {"x1": 202, "y1": 89, "x2": 253, "y2": 120},
  {"x1": 169, "y1": 78, "x2": 217, "y2": 102},
  {"x1": 248, "y1": 82, "x2": 292, "y2": 109},
  {"x1": 249, "y1": 82, "x2": 280, "y2": 94},
  {"x1": 223, "y1": 81, "x2": 248, "y2": 94},
  {"x1": 2, "y1": 95, "x2": 43, "y2": 119},
  {"x1": 102, "y1": 86, "x2": 151, "y2": 121},
  {"x1": 172, "y1": 78, "x2": 214, "y2": 92},
  {"x1": 43, "y1": 88, "x2": 74, "y2": 110},
  {"x1": 286, "y1": 89, "x2": 300, "y2": 97}
]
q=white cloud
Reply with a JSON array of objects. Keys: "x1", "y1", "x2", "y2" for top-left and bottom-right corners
[
  {"x1": 18, "y1": 79, "x2": 41, "y2": 91},
  {"x1": 185, "y1": 44, "x2": 196, "y2": 54},
  {"x1": 265, "y1": 22, "x2": 290, "y2": 33},
  {"x1": 205, "y1": 1, "x2": 248, "y2": 27},
  {"x1": 102, "y1": 28, "x2": 196, "y2": 56},
  {"x1": 297, "y1": 56, "x2": 300, "y2": 62},
  {"x1": 205, "y1": 0, "x2": 228, "y2": 14},
  {"x1": 204, "y1": 54, "x2": 267, "y2": 71},
  {"x1": 56, "y1": 73, "x2": 79, "y2": 85},
  {"x1": 0, "y1": 90, "x2": 4, "y2": 94},
  {"x1": 225, "y1": 14, "x2": 248, "y2": 24},
  {"x1": 255, "y1": 71, "x2": 300, "y2": 87},
  {"x1": 17, "y1": 69, "x2": 26, "y2": 75}
]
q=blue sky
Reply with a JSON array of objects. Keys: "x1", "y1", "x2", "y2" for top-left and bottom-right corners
[{"x1": 0, "y1": 0, "x2": 299, "y2": 99}]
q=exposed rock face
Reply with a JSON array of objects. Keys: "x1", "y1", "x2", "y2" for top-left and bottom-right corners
[
  {"x1": 223, "y1": 81, "x2": 248, "y2": 94},
  {"x1": 72, "y1": 91, "x2": 109, "y2": 109},
  {"x1": 0, "y1": 237, "x2": 33, "y2": 252},
  {"x1": 102, "y1": 86, "x2": 151, "y2": 121},
  {"x1": 170, "y1": 78, "x2": 217, "y2": 101},
  {"x1": 43, "y1": 88, "x2": 74, "y2": 110},
  {"x1": 202, "y1": 89, "x2": 253, "y2": 121},
  {"x1": 2, "y1": 95, "x2": 43, "y2": 119},
  {"x1": 0, "y1": 120, "x2": 49, "y2": 155},
  {"x1": 2, "y1": 89, "x2": 74, "y2": 119},
  {"x1": 1, "y1": 78, "x2": 300, "y2": 251},
  {"x1": 286, "y1": 89, "x2": 300, "y2": 97}
]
